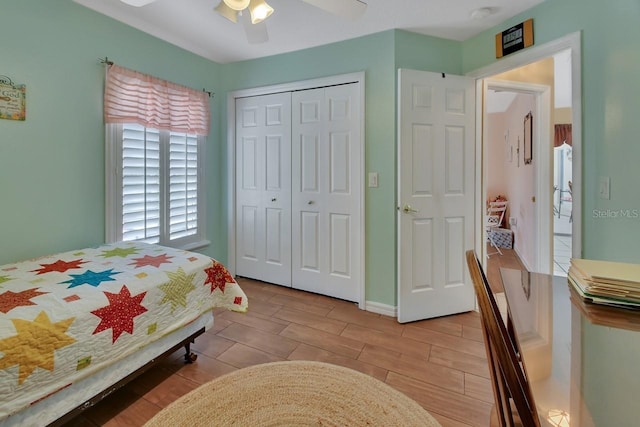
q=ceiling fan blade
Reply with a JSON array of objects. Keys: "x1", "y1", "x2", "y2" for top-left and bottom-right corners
[
  {"x1": 242, "y1": 15, "x2": 269, "y2": 44},
  {"x1": 120, "y1": 0, "x2": 158, "y2": 6},
  {"x1": 301, "y1": 0, "x2": 366, "y2": 20}
]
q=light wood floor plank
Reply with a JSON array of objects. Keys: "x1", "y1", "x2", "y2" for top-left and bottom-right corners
[
  {"x1": 279, "y1": 322, "x2": 364, "y2": 358},
  {"x1": 358, "y1": 344, "x2": 464, "y2": 394},
  {"x1": 403, "y1": 324, "x2": 487, "y2": 358},
  {"x1": 341, "y1": 323, "x2": 431, "y2": 359},
  {"x1": 386, "y1": 371, "x2": 492, "y2": 426},
  {"x1": 273, "y1": 306, "x2": 348, "y2": 335}
]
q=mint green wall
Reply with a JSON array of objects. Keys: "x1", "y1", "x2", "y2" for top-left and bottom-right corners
[
  {"x1": 462, "y1": 0, "x2": 640, "y2": 262},
  {"x1": 394, "y1": 30, "x2": 462, "y2": 72},
  {"x1": 0, "y1": 1, "x2": 222, "y2": 264}
]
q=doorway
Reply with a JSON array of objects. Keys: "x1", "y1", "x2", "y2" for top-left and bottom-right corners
[
  {"x1": 483, "y1": 75, "x2": 552, "y2": 274},
  {"x1": 469, "y1": 32, "x2": 582, "y2": 274},
  {"x1": 551, "y1": 49, "x2": 573, "y2": 276}
]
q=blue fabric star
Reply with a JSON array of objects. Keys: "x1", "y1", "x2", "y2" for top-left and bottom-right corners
[{"x1": 60, "y1": 269, "x2": 121, "y2": 288}]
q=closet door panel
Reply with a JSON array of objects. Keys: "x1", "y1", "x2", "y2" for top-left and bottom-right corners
[
  {"x1": 292, "y1": 83, "x2": 361, "y2": 302},
  {"x1": 235, "y1": 92, "x2": 292, "y2": 286},
  {"x1": 300, "y1": 211, "x2": 320, "y2": 271}
]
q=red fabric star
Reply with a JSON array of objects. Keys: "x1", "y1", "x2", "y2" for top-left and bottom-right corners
[
  {"x1": 0, "y1": 288, "x2": 48, "y2": 314},
  {"x1": 91, "y1": 285, "x2": 148, "y2": 343},
  {"x1": 32, "y1": 259, "x2": 86, "y2": 275},
  {"x1": 129, "y1": 254, "x2": 174, "y2": 268},
  {"x1": 204, "y1": 261, "x2": 234, "y2": 293}
]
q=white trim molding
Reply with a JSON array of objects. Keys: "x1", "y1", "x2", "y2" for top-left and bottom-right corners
[{"x1": 364, "y1": 301, "x2": 397, "y2": 318}]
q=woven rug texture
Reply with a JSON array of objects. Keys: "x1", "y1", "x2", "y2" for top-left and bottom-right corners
[{"x1": 144, "y1": 360, "x2": 442, "y2": 426}]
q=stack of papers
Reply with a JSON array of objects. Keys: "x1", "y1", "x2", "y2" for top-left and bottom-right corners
[{"x1": 568, "y1": 258, "x2": 640, "y2": 309}]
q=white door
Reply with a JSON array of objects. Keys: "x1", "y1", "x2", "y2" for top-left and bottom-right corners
[
  {"x1": 397, "y1": 69, "x2": 476, "y2": 323},
  {"x1": 291, "y1": 84, "x2": 362, "y2": 302},
  {"x1": 235, "y1": 92, "x2": 292, "y2": 286}
]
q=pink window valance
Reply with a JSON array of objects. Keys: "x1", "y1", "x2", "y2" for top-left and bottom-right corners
[{"x1": 104, "y1": 64, "x2": 210, "y2": 135}]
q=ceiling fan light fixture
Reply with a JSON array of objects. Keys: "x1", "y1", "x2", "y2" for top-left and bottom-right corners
[
  {"x1": 223, "y1": 0, "x2": 251, "y2": 11},
  {"x1": 120, "y1": 0, "x2": 157, "y2": 6},
  {"x1": 249, "y1": 0, "x2": 274, "y2": 24},
  {"x1": 215, "y1": 1, "x2": 239, "y2": 22}
]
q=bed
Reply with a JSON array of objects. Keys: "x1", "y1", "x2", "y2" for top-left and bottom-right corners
[{"x1": 0, "y1": 241, "x2": 247, "y2": 426}]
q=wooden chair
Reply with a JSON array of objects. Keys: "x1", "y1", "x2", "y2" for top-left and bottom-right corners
[{"x1": 465, "y1": 250, "x2": 540, "y2": 427}]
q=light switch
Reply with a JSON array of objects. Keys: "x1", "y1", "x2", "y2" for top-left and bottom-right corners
[
  {"x1": 368, "y1": 172, "x2": 379, "y2": 188},
  {"x1": 598, "y1": 176, "x2": 610, "y2": 200}
]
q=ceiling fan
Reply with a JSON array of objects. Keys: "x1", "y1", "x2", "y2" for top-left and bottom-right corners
[{"x1": 120, "y1": 0, "x2": 367, "y2": 44}]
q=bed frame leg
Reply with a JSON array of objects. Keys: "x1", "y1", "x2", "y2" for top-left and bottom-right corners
[{"x1": 184, "y1": 342, "x2": 197, "y2": 364}]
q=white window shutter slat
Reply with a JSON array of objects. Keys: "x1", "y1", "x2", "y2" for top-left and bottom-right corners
[{"x1": 121, "y1": 124, "x2": 161, "y2": 243}]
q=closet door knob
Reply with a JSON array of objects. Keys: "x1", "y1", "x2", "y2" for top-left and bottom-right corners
[
  {"x1": 271, "y1": 198, "x2": 277, "y2": 202},
  {"x1": 308, "y1": 201, "x2": 314, "y2": 205}
]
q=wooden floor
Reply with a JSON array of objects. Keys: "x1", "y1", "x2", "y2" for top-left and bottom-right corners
[
  {"x1": 484, "y1": 246, "x2": 527, "y2": 293},
  {"x1": 62, "y1": 250, "x2": 524, "y2": 427}
]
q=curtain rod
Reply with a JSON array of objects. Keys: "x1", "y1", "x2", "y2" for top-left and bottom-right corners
[
  {"x1": 99, "y1": 57, "x2": 214, "y2": 98},
  {"x1": 99, "y1": 56, "x2": 114, "y2": 66}
]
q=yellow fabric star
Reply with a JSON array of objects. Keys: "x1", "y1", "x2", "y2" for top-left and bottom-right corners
[
  {"x1": 100, "y1": 247, "x2": 139, "y2": 258},
  {"x1": 159, "y1": 268, "x2": 196, "y2": 313},
  {"x1": 0, "y1": 311, "x2": 76, "y2": 384}
]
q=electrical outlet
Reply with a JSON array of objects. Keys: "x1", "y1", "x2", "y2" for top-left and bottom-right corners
[
  {"x1": 368, "y1": 172, "x2": 379, "y2": 188},
  {"x1": 509, "y1": 217, "x2": 517, "y2": 226},
  {"x1": 598, "y1": 176, "x2": 610, "y2": 200}
]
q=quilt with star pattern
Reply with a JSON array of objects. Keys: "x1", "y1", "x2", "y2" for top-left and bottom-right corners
[{"x1": 0, "y1": 242, "x2": 247, "y2": 421}]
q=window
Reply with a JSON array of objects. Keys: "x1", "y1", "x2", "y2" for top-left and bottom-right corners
[
  {"x1": 103, "y1": 63, "x2": 210, "y2": 250},
  {"x1": 106, "y1": 123, "x2": 207, "y2": 249}
]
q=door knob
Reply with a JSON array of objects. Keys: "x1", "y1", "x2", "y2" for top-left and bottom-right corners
[
  {"x1": 402, "y1": 204, "x2": 419, "y2": 213},
  {"x1": 271, "y1": 197, "x2": 277, "y2": 202},
  {"x1": 308, "y1": 200, "x2": 314, "y2": 205}
]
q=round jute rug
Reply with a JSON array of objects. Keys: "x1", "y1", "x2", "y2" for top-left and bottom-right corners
[{"x1": 144, "y1": 360, "x2": 442, "y2": 426}]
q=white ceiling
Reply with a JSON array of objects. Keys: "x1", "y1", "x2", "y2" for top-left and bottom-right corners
[{"x1": 74, "y1": 0, "x2": 545, "y2": 64}]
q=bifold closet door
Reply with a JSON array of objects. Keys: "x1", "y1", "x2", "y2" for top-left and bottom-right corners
[
  {"x1": 235, "y1": 92, "x2": 292, "y2": 286},
  {"x1": 291, "y1": 84, "x2": 361, "y2": 302}
]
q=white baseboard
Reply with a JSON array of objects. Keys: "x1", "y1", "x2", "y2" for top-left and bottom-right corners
[
  {"x1": 514, "y1": 246, "x2": 533, "y2": 271},
  {"x1": 364, "y1": 301, "x2": 397, "y2": 318}
]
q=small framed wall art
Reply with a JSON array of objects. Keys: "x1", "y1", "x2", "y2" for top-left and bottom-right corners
[{"x1": 0, "y1": 75, "x2": 26, "y2": 121}]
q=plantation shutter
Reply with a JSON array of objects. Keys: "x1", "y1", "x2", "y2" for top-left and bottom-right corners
[
  {"x1": 122, "y1": 124, "x2": 161, "y2": 243},
  {"x1": 169, "y1": 132, "x2": 199, "y2": 240}
]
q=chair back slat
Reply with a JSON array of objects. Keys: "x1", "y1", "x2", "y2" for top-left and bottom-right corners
[{"x1": 465, "y1": 250, "x2": 540, "y2": 427}]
